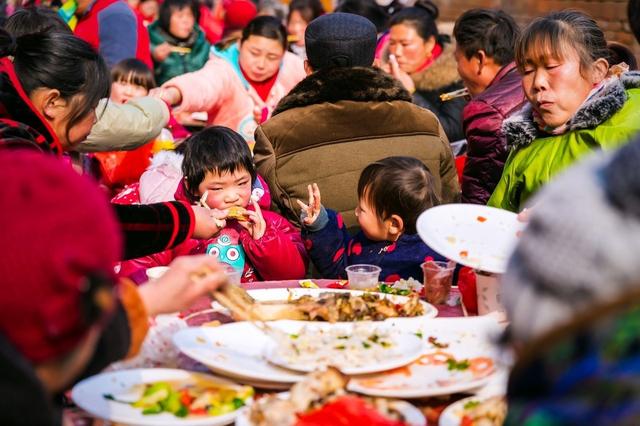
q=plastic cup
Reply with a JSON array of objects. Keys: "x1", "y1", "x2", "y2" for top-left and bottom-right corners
[
  {"x1": 146, "y1": 266, "x2": 170, "y2": 281},
  {"x1": 346, "y1": 264, "x2": 381, "y2": 290},
  {"x1": 476, "y1": 272, "x2": 505, "y2": 316},
  {"x1": 223, "y1": 264, "x2": 242, "y2": 285},
  {"x1": 421, "y1": 261, "x2": 455, "y2": 304}
]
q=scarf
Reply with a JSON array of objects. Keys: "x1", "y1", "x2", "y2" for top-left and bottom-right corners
[{"x1": 58, "y1": 0, "x2": 78, "y2": 31}]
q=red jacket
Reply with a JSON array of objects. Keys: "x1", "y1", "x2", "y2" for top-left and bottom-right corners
[
  {"x1": 461, "y1": 63, "x2": 526, "y2": 204},
  {"x1": 75, "y1": 0, "x2": 153, "y2": 69},
  {"x1": 115, "y1": 169, "x2": 308, "y2": 283}
]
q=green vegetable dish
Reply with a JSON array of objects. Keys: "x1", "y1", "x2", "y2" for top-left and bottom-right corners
[{"x1": 104, "y1": 380, "x2": 254, "y2": 418}]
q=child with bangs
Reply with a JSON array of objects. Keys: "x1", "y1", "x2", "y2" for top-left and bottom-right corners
[
  {"x1": 94, "y1": 58, "x2": 189, "y2": 192},
  {"x1": 298, "y1": 156, "x2": 445, "y2": 283},
  {"x1": 118, "y1": 126, "x2": 308, "y2": 282}
]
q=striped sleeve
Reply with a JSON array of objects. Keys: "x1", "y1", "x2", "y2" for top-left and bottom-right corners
[{"x1": 114, "y1": 201, "x2": 194, "y2": 260}]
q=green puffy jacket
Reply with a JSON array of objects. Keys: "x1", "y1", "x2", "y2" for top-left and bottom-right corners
[
  {"x1": 148, "y1": 21, "x2": 211, "y2": 86},
  {"x1": 489, "y1": 74, "x2": 640, "y2": 212}
]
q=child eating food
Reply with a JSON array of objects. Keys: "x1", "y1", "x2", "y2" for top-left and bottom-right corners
[
  {"x1": 298, "y1": 156, "x2": 445, "y2": 282},
  {"x1": 118, "y1": 126, "x2": 307, "y2": 282}
]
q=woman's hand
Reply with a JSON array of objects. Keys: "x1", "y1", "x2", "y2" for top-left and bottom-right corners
[
  {"x1": 137, "y1": 255, "x2": 227, "y2": 316},
  {"x1": 297, "y1": 183, "x2": 322, "y2": 225},
  {"x1": 192, "y1": 205, "x2": 228, "y2": 239},
  {"x1": 149, "y1": 86, "x2": 182, "y2": 106},
  {"x1": 388, "y1": 54, "x2": 416, "y2": 94},
  {"x1": 238, "y1": 198, "x2": 267, "y2": 240},
  {"x1": 152, "y1": 42, "x2": 172, "y2": 62}
]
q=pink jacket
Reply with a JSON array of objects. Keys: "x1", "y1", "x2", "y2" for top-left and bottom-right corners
[
  {"x1": 163, "y1": 44, "x2": 305, "y2": 149},
  {"x1": 113, "y1": 151, "x2": 308, "y2": 283}
]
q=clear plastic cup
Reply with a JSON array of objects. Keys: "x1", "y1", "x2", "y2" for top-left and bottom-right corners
[
  {"x1": 421, "y1": 261, "x2": 455, "y2": 304},
  {"x1": 346, "y1": 264, "x2": 381, "y2": 290},
  {"x1": 223, "y1": 263, "x2": 242, "y2": 285}
]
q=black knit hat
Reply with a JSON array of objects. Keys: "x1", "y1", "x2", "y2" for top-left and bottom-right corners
[{"x1": 305, "y1": 13, "x2": 377, "y2": 70}]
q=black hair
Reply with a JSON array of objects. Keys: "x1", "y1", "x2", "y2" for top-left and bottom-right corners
[
  {"x1": 3, "y1": 6, "x2": 72, "y2": 36},
  {"x1": 629, "y1": 0, "x2": 640, "y2": 44},
  {"x1": 389, "y1": 0, "x2": 447, "y2": 44},
  {"x1": 334, "y1": 0, "x2": 388, "y2": 33},
  {"x1": 0, "y1": 29, "x2": 110, "y2": 142},
  {"x1": 453, "y1": 9, "x2": 520, "y2": 66},
  {"x1": 608, "y1": 41, "x2": 638, "y2": 70},
  {"x1": 158, "y1": 0, "x2": 200, "y2": 36},
  {"x1": 357, "y1": 156, "x2": 439, "y2": 235},
  {"x1": 111, "y1": 58, "x2": 157, "y2": 90},
  {"x1": 241, "y1": 15, "x2": 288, "y2": 50},
  {"x1": 182, "y1": 126, "x2": 256, "y2": 202},
  {"x1": 287, "y1": 0, "x2": 324, "y2": 24}
]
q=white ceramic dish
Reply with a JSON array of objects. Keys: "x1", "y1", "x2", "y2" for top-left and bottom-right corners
[
  {"x1": 210, "y1": 287, "x2": 437, "y2": 320},
  {"x1": 347, "y1": 316, "x2": 503, "y2": 399},
  {"x1": 417, "y1": 204, "x2": 525, "y2": 274},
  {"x1": 71, "y1": 368, "x2": 250, "y2": 426},
  {"x1": 234, "y1": 392, "x2": 426, "y2": 426},
  {"x1": 262, "y1": 321, "x2": 426, "y2": 375}
]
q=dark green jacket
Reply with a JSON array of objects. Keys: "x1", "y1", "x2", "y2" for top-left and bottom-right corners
[{"x1": 148, "y1": 21, "x2": 210, "y2": 86}]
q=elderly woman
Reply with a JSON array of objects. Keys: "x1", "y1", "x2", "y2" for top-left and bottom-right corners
[
  {"x1": 488, "y1": 10, "x2": 640, "y2": 212},
  {"x1": 384, "y1": 0, "x2": 466, "y2": 142},
  {"x1": 155, "y1": 15, "x2": 305, "y2": 149}
]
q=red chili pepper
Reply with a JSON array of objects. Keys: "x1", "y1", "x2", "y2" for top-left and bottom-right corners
[
  {"x1": 189, "y1": 407, "x2": 207, "y2": 415},
  {"x1": 180, "y1": 389, "x2": 194, "y2": 406},
  {"x1": 461, "y1": 415, "x2": 474, "y2": 426}
]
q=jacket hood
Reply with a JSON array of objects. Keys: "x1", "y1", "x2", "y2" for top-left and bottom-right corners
[
  {"x1": 411, "y1": 41, "x2": 462, "y2": 92},
  {"x1": 504, "y1": 71, "x2": 640, "y2": 150},
  {"x1": 0, "y1": 58, "x2": 62, "y2": 155},
  {"x1": 273, "y1": 66, "x2": 411, "y2": 116}
]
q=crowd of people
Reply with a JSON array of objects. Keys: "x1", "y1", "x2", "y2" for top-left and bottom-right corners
[{"x1": 1, "y1": 0, "x2": 640, "y2": 424}]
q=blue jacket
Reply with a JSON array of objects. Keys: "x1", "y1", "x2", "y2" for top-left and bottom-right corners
[{"x1": 303, "y1": 208, "x2": 445, "y2": 282}]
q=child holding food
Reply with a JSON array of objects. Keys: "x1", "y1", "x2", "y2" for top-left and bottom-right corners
[
  {"x1": 298, "y1": 156, "x2": 445, "y2": 282},
  {"x1": 117, "y1": 126, "x2": 307, "y2": 282}
]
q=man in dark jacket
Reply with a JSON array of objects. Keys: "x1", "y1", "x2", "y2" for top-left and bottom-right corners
[
  {"x1": 453, "y1": 9, "x2": 526, "y2": 204},
  {"x1": 254, "y1": 13, "x2": 459, "y2": 232}
]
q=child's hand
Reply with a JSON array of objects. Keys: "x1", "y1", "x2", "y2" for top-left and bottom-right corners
[
  {"x1": 152, "y1": 42, "x2": 172, "y2": 62},
  {"x1": 297, "y1": 183, "x2": 322, "y2": 225},
  {"x1": 238, "y1": 198, "x2": 266, "y2": 240}
]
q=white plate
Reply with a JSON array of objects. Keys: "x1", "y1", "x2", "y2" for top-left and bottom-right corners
[
  {"x1": 71, "y1": 368, "x2": 250, "y2": 426},
  {"x1": 211, "y1": 288, "x2": 437, "y2": 320},
  {"x1": 347, "y1": 316, "x2": 502, "y2": 398},
  {"x1": 234, "y1": 392, "x2": 426, "y2": 426},
  {"x1": 263, "y1": 322, "x2": 426, "y2": 375},
  {"x1": 417, "y1": 204, "x2": 525, "y2": 274},
  {"x1": 173, "y1": 323, "x2": 305, "y2": 384},
  {"x1": 439, "y1": 395, "x2": 507, "y2": 426}
]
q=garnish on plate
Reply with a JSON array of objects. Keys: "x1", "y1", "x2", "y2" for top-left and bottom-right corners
[
  {"x1": 428, "y1": 336, "x2": 449, "y2": 349},
  {"x1": 446, "y1": 358, "x2": 470, "y2": 371}
]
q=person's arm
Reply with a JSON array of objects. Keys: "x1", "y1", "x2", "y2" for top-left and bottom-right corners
[
  {"x1": 461, "y1": 100, "x2": 510, "y2": 204},
  {"x1": 240, "y1": 211, "x2": 308, "y2": 280},
  {"x1": 96, "y1": 2, "x2": 140, "y2": 68},
  {"x1": 75, "y1": 98, "x2": 170, "y2": 153},
  {"x1": 113, "y1": 201, "x2": 194, "y2": 260},
  {"x1": 487, "y1": 152, "x2": 519, "y2": 212},
  {"x1": 159, "y1": 59, "x2": 227, "y2": 112},
  {"x1": 302, "y1": 208, "x2": 352, "y2": 279}
]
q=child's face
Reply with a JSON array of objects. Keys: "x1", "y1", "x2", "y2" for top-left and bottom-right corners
[
  {"x1": 110, "y1": 80, "x2": 149, "y2": 104},
  {"x1": 170, "y1": 6, "x2": 195, "y2": 39},
  {"x1": 356, "y1": 197, "x2": 389, "y2": 241},
  {"x1": 198, "y1": 168, "x2": 252, "y2": 210}
]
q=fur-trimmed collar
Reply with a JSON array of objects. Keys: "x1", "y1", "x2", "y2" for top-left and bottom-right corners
[
  {"x1": 504, "y1": 71, "x2": 640, "y2": 149},
  {"x1": 272, "y1": 66, "x2": 411, "y2": 116},
  {"x1": 411, "y1": 42, "x2": 461, "y2": 92}
]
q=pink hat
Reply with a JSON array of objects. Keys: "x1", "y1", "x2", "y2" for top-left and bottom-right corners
[{"x1": 0, "y1": 150, "x2": 122, "y2": 363}]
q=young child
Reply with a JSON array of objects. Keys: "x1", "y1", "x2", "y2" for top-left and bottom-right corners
[
  {"x1": 148, "y1": 0, "x2": 211, "y2": 85},
  {"x1": 298, "y1": 156, "x2": 445, "y2": 282},
  {"x1": 95, "y1": 59, "x2": 188, "y2": 192},
  {"x1": 118, "y1": 126, "x2": 308, "y2": 282}
]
